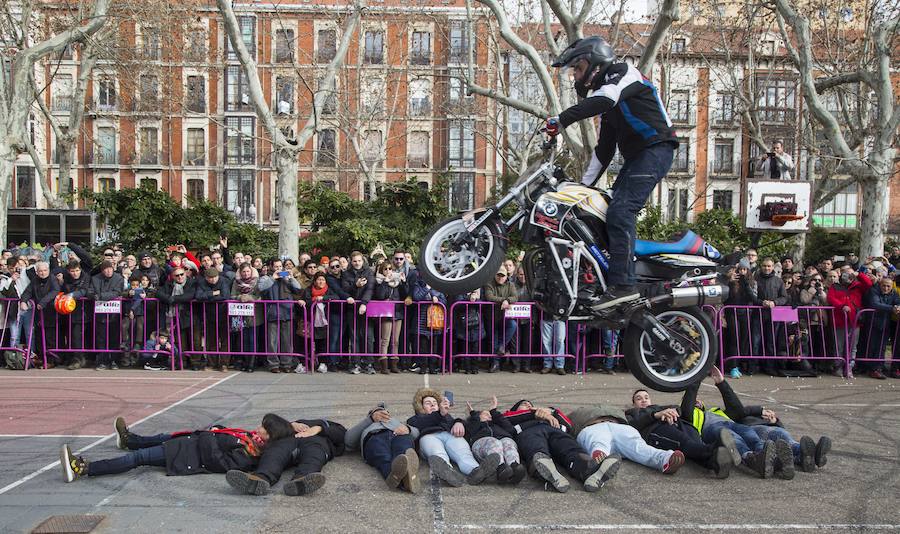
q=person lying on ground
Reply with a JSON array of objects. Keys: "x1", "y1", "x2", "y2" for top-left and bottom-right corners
[
  {"x1": 463, "y1": 396, "x2": 526, "y2": 485},
  {"x1": 345, "y1": 403, "x2": 422, "y2": 493},
  {"x1": 61, "y1": 414, "x2": 294, "y2": 483}
]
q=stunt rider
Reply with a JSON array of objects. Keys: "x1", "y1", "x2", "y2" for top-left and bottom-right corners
[{"x1": 545, "y1": 37, "x2": 678, "y2": 313}]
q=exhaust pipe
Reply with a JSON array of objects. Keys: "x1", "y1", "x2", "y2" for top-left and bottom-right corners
[{"x1": 649, "y1": 284, "x2": 729, "y2": 308}]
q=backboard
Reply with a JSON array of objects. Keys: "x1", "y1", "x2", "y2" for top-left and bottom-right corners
[{"x1": 744, "y1": 179, "x2": 812, "y2": 233}]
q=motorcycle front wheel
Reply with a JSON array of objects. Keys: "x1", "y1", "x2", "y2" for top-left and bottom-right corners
[
  {"x1": 623, "y1": 306, "x2": 717, "y2": 392},
  {"x1": 417, "y1": 214, "x2": 506, "y2": 296}
]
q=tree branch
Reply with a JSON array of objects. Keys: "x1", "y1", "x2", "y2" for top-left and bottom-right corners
[
  {"x1": 637, "y1": 0, "x2": 679, "y2": 73},
  {"x1": 813, "y1": 71, "x2": 866, "y2": 93},
  {"x1": 466, "y1": 83, "x2": 548, "y2": 117}
]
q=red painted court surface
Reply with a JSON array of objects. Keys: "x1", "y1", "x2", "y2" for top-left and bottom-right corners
[{"x1": 0, "y1": 371, "x2": 231, "y2": 436}]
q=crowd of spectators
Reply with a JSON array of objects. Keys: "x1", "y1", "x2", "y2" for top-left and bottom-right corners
[{"x1": 2, "y1": 238, "x2": 900, "y2": 380}]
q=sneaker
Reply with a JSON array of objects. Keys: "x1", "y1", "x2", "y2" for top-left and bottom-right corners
[
  {"x1": 712, "y1": 447, "x2": 732, "y2": 479},
  {"x1": 774, "y1": 439, "x2": 795, "y2": 480},
  {"x1": 743, "y1": 441, "x2": 775, "y2": 479},
  {"x1": 662, "y1": 450, "x2": 685, "y2": 474},
  {"x1": 799, "y1": 436, "x2": 816, "y2": 472},
  {"x1": 891, "y1": 368, "x2": 900, "y2": 379},
  {"x1": 317, "y1": 363, "x2": 328, "y2": 374},
  {"x1": 408, "y1": 363, "x2": 421, "y2": 373},
  {"x1": 591, "y1": 450, "x2": 607, "y2": 464},
  {"x1": 349, "y1": 365, "x2": 361, "y2": 375},
  {"x1": 583, "y1": 455, "x2": 620, "y2": 492},
  {"x1": 60, "y1": 444, "x2": 87, "y2": 483},
  {"x1": 95, "y1": 364, "x2": 107, "y2": 371},
  {"x1": 869, "y1": 369, "x2": 887, "y2": 380},
  {"x1": 815, "y1": 436, "x2": 832, "y2": 468},
  {"x1": 532, "y1": 452, "x2": 570, "y2": 493},
  {"x1": 590, "y1": 285, "x2": 641, "y2": 312},
  {"x1": 540, "y1": 367, "x2": 552, "y2": 374},
  {"x1": 114, "y1": 417, "x2": 130, "y2": 450},
  {"x1": 831, "y1": 367, "x2": 844, "y2": 378},
  {"x1": 718, "y1": 428, "x2": 742, "y2": 466},
  {"x1": 729, "y1": 368, "x2": 743, "y2": 379},
  {"x1": 364, "y1": 365, "x2": 376, "y2": 375},
  {"x1": 294, "y1": 363, "x2": 306, "y2": 374},
  {"x1": 555, "y1": 367, "x2": 566, "y2": 375},
  {"x1": 467, "y1": 453, "x2": 501, "y2": 485},
  {"x1": 226, "y1": 470, "x2": 270, "y2": 495},
  {"x1": 67, "y1": 361, "x2": 83, "y2": 370},
  {"x1": 386, "y1": 453, "x2": 409, "y2": 489},
  {"x1": 283, "y1": 472, "x2": 326, "y2": 496},
  {"x1": 428, "y1": 456, "x2": 466, "y2": 487},
  {"x1": 110, "y1": 362, "x2": 119, "y2": 370},
  {"x1": 401, "y1": 448, "x2": 421, "y2": 494},
  {"x1": 846, "y1": 370, "x2": 855, "y2": 380},
  {"x1": 144, "y1": 363, "x2": 164, "y2": 371}
]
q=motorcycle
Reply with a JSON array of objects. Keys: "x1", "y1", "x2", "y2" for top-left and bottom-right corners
[{"x1": 418, "y1": 135, "x2": 728, "y2": 392}]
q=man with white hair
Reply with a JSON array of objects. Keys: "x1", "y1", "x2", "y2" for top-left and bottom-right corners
[{"x1": 21, "y1": 261, "x2": 61, "y2": 366}]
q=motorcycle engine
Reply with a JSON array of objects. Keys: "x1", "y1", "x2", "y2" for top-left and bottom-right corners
[{"x1": 525, "y1": 249, "x2": 571, "y2": 319}]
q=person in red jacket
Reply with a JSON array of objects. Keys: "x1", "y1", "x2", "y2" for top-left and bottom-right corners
[{"x1": 826, "y1": 268, "x2": 873, "y2": 378}]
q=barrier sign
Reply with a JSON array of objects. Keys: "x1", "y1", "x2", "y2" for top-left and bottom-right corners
[
  {"x1": 505, "y1": 303, "x2": 532, "y2": 319},
  {"x1": 228, "y1": 303, "x2": 255, "y2": 317},
  {"x1": 95, "y1": 300, "x2": 122, "y2": 314}
]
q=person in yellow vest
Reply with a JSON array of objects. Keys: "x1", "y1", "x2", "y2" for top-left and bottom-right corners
[{"x1": 682, "y1": 366, "x2": 777, "y2": 478}]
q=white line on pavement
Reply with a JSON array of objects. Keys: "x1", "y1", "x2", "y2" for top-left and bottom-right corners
[
  {"x1": 0, "y1": 435, "x2": 107, "y2": 439},
  {"x1": 446, "y1": 523, "x2": 900, "y2": 531}
]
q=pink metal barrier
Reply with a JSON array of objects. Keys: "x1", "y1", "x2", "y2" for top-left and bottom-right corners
[
  {"x1": 312, "y1": 300, "x2": 445, "y2": 372},
  {"x1": 447, "y1": 301, "x2": 579, "y2": 373},
  {"x1": 854, "y1": 308, "x2": 898, "y2": 372},
  {"x1": 717, "y1": 305, "x2": 851, "y2": 373},
  {"x1": 38, "y1": 297, "x2": 177, "y2": 370},
  {"x1": 0, "y1": 298, "x2": 36, "y2": 368},
  {"x1": 178, "y1": 299, "x2": 310, "y2": 372}
]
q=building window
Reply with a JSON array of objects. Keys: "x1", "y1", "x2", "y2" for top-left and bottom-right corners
[
  {"x1": 226, "y1": 16, "x2": 256, "y2": 60},
  {"x1": 362, "y1": 130, "x2": 382, "y2": 167},
  {"x1": 713, "y1": 139, "x2": 734, "y2": 174},
  {"x1": 97, "y1": 77, "x2": 116, "y2": 111},
  {"x1": 141, "y1": 27, "x2": 160, "y2": 60},
  {"x1": 409, "y1": 78, "x2": 430, "y2": 116},
  {"x1": 449, "y1": 69, "x2": 469, "y2": 102},
  {"x1": 714, "y1": 93, "x2": 735, "y2": 124},
  {"x1": 669, "y1": 90, "x2": 690, "y2": 124},
  {"x1": 760, "y1": 39, "x2": 776, "y2": 56},
  {"x1": 671, "y1": 38, "x2": 686, "y2": 54},
  {"x1": 316, "y1": 129, "x2": 336, "y2": 166},
  {"x1": 320, "y1": 180, "x2": 336, "y2": 191},
  {"x1": 411, "y1": 31, "x2": 431, "y2": 65},
  {"x1": 139, "y1": 178, "x2": 158, "y2": 190},
  {"x1": 667, "y1": 187, "x2": 689, "y2": 222},
  {"x1": 187, "y1": 178, "x2": 205, "y2": 202},
  {"x1": 139, "y1": 75, "x2": 159, "y2": 111},
  {"x1": 185, "y1": 76, "x2": 205, "y2": 113},
  {"x1": 712, "y1": 189, "x2": 733, "y2": 212},
  {"x1": 813, "y1": 186, "x2": 858, "y2": 228},
  {"x1": 672, "y1": 138, "x2": 689, "y2": 172},
  {"x1": 276, "y1": 77, "x2": 294, "y2": 115},
  {"x1": 15, "y1": 167, "x2": 35, "y2": 208},
  {"x1": 361, "y1": 76, "x2": 384, "y2": 115},
  {"x1": 225, "y1": 66, "x2": 251, "y2": 111},
  {"x1": 317, "y1": 29, "x2": 336, "y2": 63},
  {"x1": 449, "y1": 172, "x2": 474, "y2": 211},
  {"x1": 185, "y1": 128, "x2": 205, "y2": 166},
  {"x1": 98, "y1": 177, "x2": 116, "y2": 192},
  {"x1": 364, "y1": 30, "x2": 384, "y2": 64},
  {"x1": 449, "y1": 21, "x2": 468, "y2": 63},
  {"x1": 186, "y1": 28, "x2": 206, "y2": 62},
  {"x1": 757, "y1": 79, "x2": 795, "y2": 123},
  {"x1": 139, "y1": 127, "x2": 159, "y2": 165},
  {"x1": 225, "y1": 169, "x2": 254, "y2": 213},
  {"x1": 274, "y1": 29, "x2": 294, "y2": 63},
  {"x1": 224, "y1": 116, "x2": 255, "y2": 165},
  {"x1": 408, "y1": 131, "x2": 429, "y2": 168},
  {"x1": 448, "y1": 120, "x2": 475, "y2": 168},
  {"x1": 96, "y1": 127, "x2": 116, "y2": 165},
  {"x1": 316, "y1": 76, "x2": 337, "y2": 115},
  {"x1": 52, "y1": 74, "x2": 73, "y2": 111}
]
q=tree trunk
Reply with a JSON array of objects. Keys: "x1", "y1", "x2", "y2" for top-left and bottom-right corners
[
  {"x1": 0, "y1": 143, "x2": 16, "y2": 246},
  {"x1": 58, "y1": 144, "x2": 74, "y2": 204},
  {"x1": 276, "y1": 148, "x2": 299, "y2": 263},
  {"x1": 858, "y1": 174, "x2": 889, "y2": 259}
]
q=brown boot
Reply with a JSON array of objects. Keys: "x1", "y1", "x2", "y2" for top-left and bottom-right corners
[
  {"x1": 389, "y1": 358, "x2": 401, "y2": 373},
  {"x1": 378, "y1": 358, "x2": 390, "y2": 374}
]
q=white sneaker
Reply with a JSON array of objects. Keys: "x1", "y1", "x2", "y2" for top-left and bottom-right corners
[
  {"x1": 317, "y1": 363, "x2": 328, "y2": 373},
  {"x1": 349, "y1": 365, "x2": 361, "y2": 375},
  {"x1": 294, "y1": 363, "x2": 306, "y2": 374}
]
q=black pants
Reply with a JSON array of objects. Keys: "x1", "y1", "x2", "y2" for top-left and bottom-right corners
[
  {"x1": 255, "y1": 436, "x2": 331, "y2": 485},
  {"x1": 515, "y1": 425, "x2": 593, "y2": 481},
  {"x1": 645, "y1": 420, "x2": 716, "y2": 468}
]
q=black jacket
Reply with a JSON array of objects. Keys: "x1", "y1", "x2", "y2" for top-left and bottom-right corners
[
  {"x1": 22, "y1": 275, "x2": 60, "y2": 313},
  {"x1": 342, "y1": 267, "x2": 375, "y2": 304},
  {"x1": 91, "y1": 273, "x2": 125, "y2": 301},
  {"x1": 195, "y1": 277, "x2": 231, "y2": 302},
  {"x1": 293, "y1": 418, "x2": 347, "y2": 458},
  {"x1": 324, "y1": 274, "x2": 352, "y2": 300},
  {"x1": 754, "y1": 271, "x2": 788, "y2": 306},
  {"x1": 135, "y1": 264, "x2": 165, "y2": 289},
  {"x1": 625, "y1": 403, "x2": 681, "y2": 439},
  {"x1": 863, "y1": 287, "x2": 900, "y2": 330},
  {"x1": 501, "y1": 407, "x2": 573, "y2": 435},
  {"x1": 163, "y1": 430, "x2": 257, "y2": 476},
  {"x1": 464, "y1": 409, "x2": 515, "y2": 444},
  {"x1": 62, "y1": 272, "x2": 94, "y2": 323},
  {"x1": 158, "y1": 278, "x2": 198, "y2": 323},
  {"x1": 406, "y1": 412, "x2": 463, "y2": 439}
]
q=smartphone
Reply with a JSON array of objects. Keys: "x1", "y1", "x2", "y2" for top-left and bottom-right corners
[
  {"x1": 279, "y1": 270, "x2": 290, "y2": 278},
  {"x1": 444, "y1": 390, "x2": 454, "y2": 407}
]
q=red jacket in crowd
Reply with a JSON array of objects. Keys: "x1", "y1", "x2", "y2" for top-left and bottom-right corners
[{"x1": 826, "y1": 273, "x2": 873, "y2": 328}]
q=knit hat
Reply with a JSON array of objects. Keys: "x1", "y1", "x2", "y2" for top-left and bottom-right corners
[{"x1": 510, "y1": 399, "x2": 531, "y2": 411}]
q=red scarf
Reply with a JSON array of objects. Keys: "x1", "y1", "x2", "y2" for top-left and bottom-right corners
[{"x1": 311, "y1": 283, "x2": 328, "y2": 300}]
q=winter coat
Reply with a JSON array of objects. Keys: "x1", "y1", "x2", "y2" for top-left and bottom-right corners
[
  {"x1": 230, "y1": 278, "x2": 264, "y2": 328},
  {"x1": 258, "y1": 275, "x2": 303, "y2": 322},
  {"x1": 344, "y1": 406, "x2": 421, "y2": 455},
  {"x1": 863, "y1": 286, "x2": 900, "y2": 331},
  {"x1": 501, "y1": 404, "x2": 573, "y2": 435},
  {"x1": 827, "y1": 274, "x2": 873, "y2": 328},
  {"x1": 62, "y1": 272, "x2": 94, "y2": 324},
  {"x1": 22, "y1": 275, "x2": 61, "y2": 321},
  {"x1": 754, "y1": 271, "x2": 788, "y2": 306},
  {"x1": 293, "y1": 418, "x2": 348, "y2": 458},
  {"x1": 135, "y1": 264, "x2": 165, "y2": 289},
  {"x1": 412, "y1": 282, "x2": 446, "y2": 337},
  {"x1": 158, "y1": 277, "x2": 199, "y2": 326},
  {"x1": 407, "y1": 388, "x2": 463, "y2": 439},
  {"x1": 341, "y1": 266, "x2": 375, "y2": 304},
  {"x1": 483, "y1": 279, "x2": 518, "y2": 323},
  {"x1": 163, "y1": 429, "x2": 259, "y2": 476},
  {"x1": 568, "y1": 405, "x2": 629, "y2": 436},
  {"x1": 463, "y1": 409, "x2": 515, "y2": 444},
  {"x1": 91, "y1": 272, "x2": 126, "y2": 301},
  {"x1": 625, "y1": 404, "x2": 681, "y2": 439}
]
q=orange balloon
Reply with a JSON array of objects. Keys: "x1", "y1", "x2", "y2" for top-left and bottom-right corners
[{"x1": 54, "y1": 292, "x2": 76, "y2": 315}]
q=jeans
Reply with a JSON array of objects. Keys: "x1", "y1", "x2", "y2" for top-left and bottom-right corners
[
  {"x1": 418, "y1": 431, "x2": 479, "y2": 474},
  {"x1": 87, "y1": 445, "x2": 166, "y2": 476},
  {"x1": 363, "y1": 430, "x2": 415, "y2": 479},
  {"x1": 541, "y1": 320, "x2": 566, "y2": 369},
  {"x1": 646, "y1": 420, "x2": 716, "y2": 468},
  {"x1": 494, "y1": 319, "x2": 518, "y2": 354},
  {"x1": 125, "y1": 432, "x2": 173, "y2": 450},
  {"x1": 10, "y1": 308, "x2": 33, "y2": 349},
  {"x1": 753, "y1": 425, "x2": 800, "y2": 463},
  {"x1": 601, "y1": 329, "x2": 618, "y2": 369},
  {"x1": 577, "y1": 422, "x2": 672, "y2": 472},
  {"x1": 702, "y1": 420, "x2": 764, "y2": 458},
  {"x1": 606, "y1": 142, "x2": 674, "y2": 287}
]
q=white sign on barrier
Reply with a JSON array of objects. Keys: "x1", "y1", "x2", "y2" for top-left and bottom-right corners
[
  {"x1": 505, "y1": 303, "x2": 532, "y2": 319},
  {"x1": 94, "y1": 300, "x2": 121, "y2": 314},
  {"x1": 228, "y1": 303, "x2": 255, "y2": 317}
]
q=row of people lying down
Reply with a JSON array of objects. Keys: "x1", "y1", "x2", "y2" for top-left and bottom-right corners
[{"x1": 60, "y1": 367, "x2": 832, "y2": 494}]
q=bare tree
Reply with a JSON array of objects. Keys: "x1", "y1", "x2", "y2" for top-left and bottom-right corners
[
  {"x1": 217, "y1": 0, "x2": 361, "y2": 261},
  {"x1": 0, "y1": 0, "x2": 110, "y2": 243}
]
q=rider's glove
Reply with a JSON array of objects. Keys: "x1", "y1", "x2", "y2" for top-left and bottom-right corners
[{"x1": 545, "y1": 117, "x2": 560, "y2": 136}]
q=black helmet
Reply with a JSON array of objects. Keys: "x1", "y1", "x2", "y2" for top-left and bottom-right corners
[{"x1": 552, "y1": 37, "x2": 616, "y2": 97}]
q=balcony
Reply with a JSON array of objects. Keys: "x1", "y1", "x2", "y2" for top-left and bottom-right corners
[
  {"x1": 669, "y1": 159, "x2": 695, "y2": 175},
  {"x1": 410, "y1": 53, "x2": 431, "y2": 66},
  {"x1": 92, "y1": 99, "x2": 117, "y2": 113}
]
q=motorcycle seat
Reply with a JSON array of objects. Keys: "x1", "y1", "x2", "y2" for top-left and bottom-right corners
[{"x1": 634, "y1": 231, "x2": 708, "y2": 257}]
